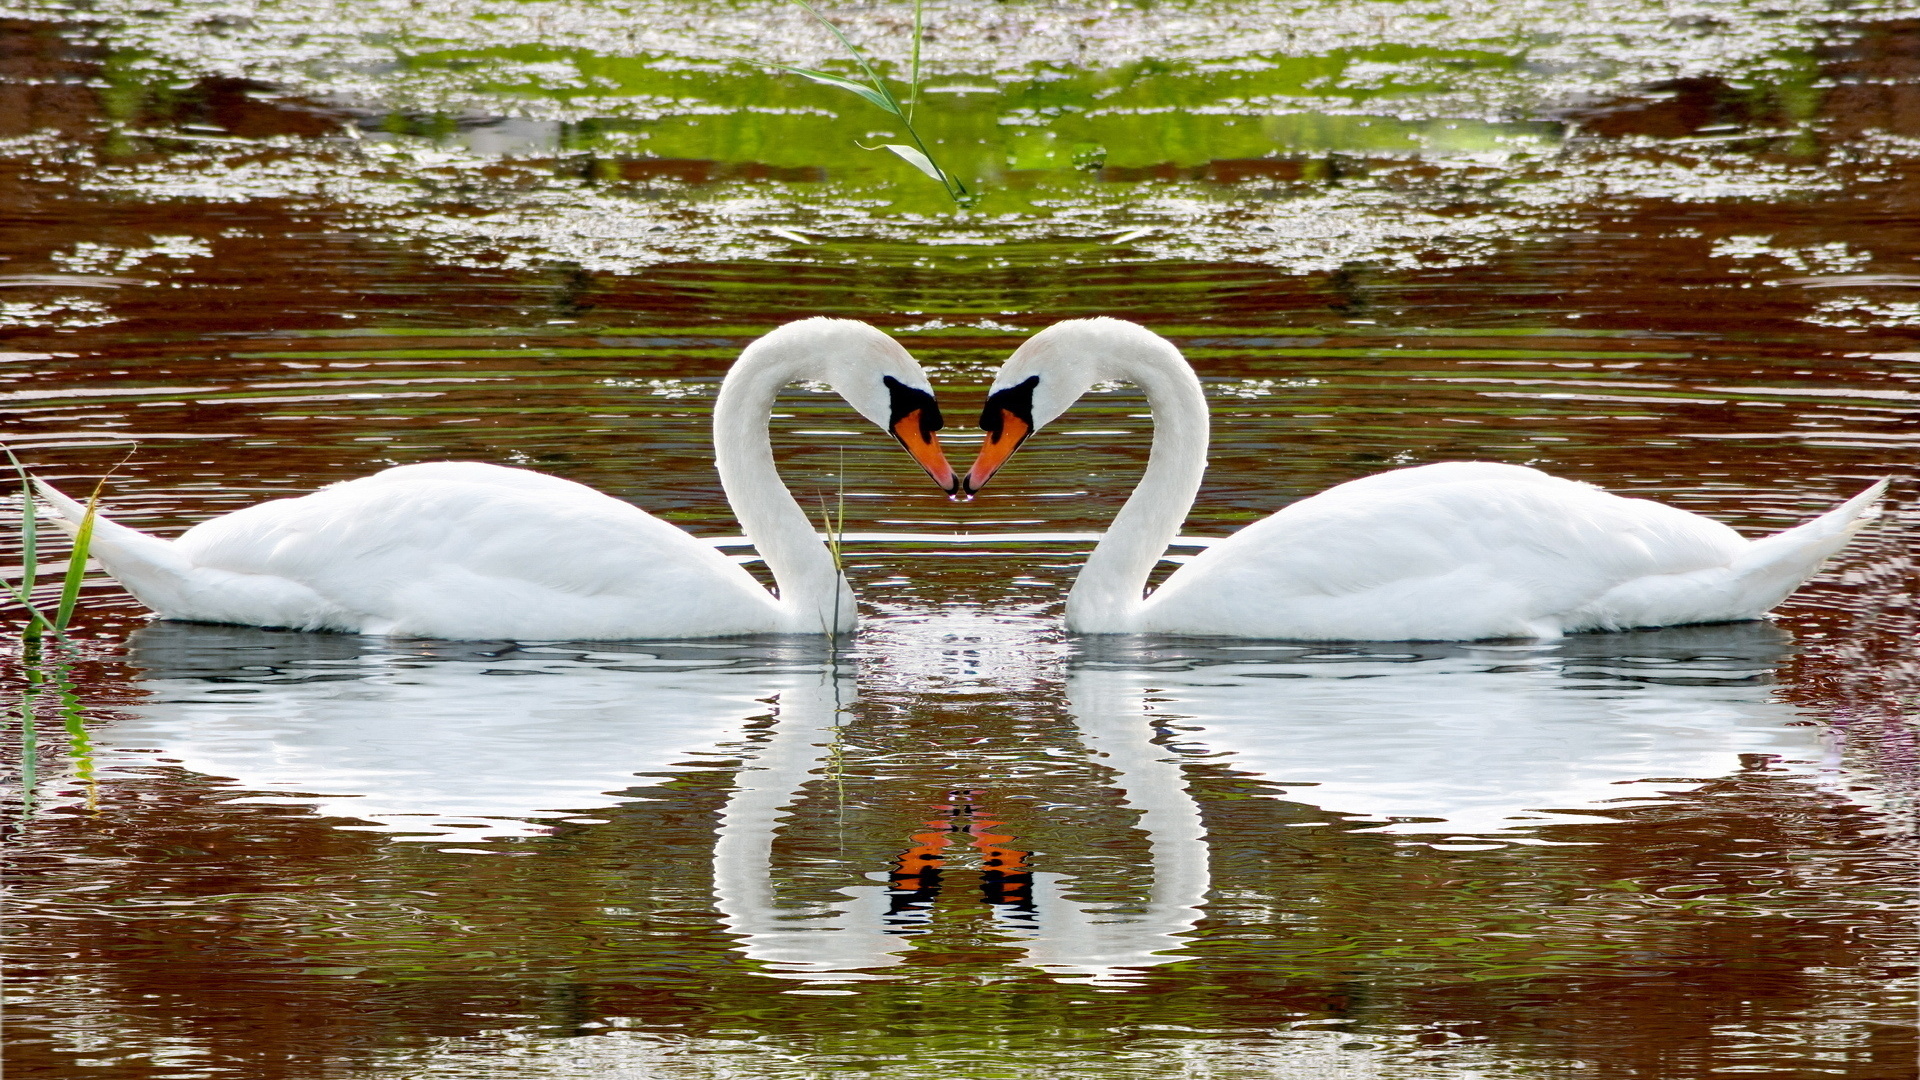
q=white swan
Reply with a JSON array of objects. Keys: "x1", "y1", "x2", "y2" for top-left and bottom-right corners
[
  {"x1": 963, "y1": 318, "x2": 1887, "y2": 641},
  {"x1": 37, "y1": 318, "x2": 957, "y2": 640}
]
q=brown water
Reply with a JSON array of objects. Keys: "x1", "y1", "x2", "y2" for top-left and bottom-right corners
[{"x1": 3, "y1": 6, "x2": 1918, "y2": 1079}]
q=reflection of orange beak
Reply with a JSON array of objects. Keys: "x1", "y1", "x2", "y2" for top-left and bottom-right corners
[
  {"x1": 892, "y1": 411, "x2": 959, "y2": 495},
  {"x1": 963, "y1": 413, "x2": 1030, "y2": 496}
]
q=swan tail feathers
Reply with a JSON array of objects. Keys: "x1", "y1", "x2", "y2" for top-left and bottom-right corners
[
  {"x1": 1718, "y1": 478, "x2": 1889, "y2": 614},
  {"x1": 33, "y1": 477, "x2": 198, "y2": 578},
  {"x1": 1751, "y1": 478, "x2": 1888, "y2": 554},
  {"x1": 33, "y1": 477, "x2": 206, "y2": 617},
  {"x1": 32, "y1": 479, "x2": 351, "y2": 630},
  {"x1": 1574, "y1": 479, "x2": 1889, "y2": 631},
  {"x1": 32, "y1": 477, "x2": 90, "y2": 531}
]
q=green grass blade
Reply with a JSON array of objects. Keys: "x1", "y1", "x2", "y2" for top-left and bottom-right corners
[
  {"x1": 775, "y1": 0, "x2": 968, "y2": 203},
  {"x1": 771, "y1": 64, "x2": 899, "y2": 115},
  {"x1": 5, "y1": 447, "x2": 47, "y2": 637},
  {"x1": 1, "y1": 584, "x2": 59, "y2": 634},
  {"x1": 908, "y1": 0, "x2": 923, "y2": 122},
  {"x1": 0, "y1": 535, "x2": 57, "y2": 632},
  {"x1": 787, "y1": 0, "x2": 906, "y2": 115},
  {"x1": 52, "y1": 484, "x2": 102, "y2": 632},
  {"x1": 813, "y1": 448, "x2": 849, "y2": 637},
  {"x1": 815, "y1": 496, "x2": 844, "y2": 576},
  {"x1": 8, "y1": 447, "x2": 37, "y2": 589},
  {"x1": 3, "y1": 592, "x2": 59, "y2": 633}
]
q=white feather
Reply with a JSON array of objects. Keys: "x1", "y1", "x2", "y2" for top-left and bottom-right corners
[
  {"x1": 34, "y1": 319, "x2": 942, "y2": 640},
  {"x1": 981, "y1": 319, "x2": 1886, "y2": 641}
]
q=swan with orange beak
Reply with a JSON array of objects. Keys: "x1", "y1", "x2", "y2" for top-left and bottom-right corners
[
  {"x1": 963, "y1": 318, "x2": 1885, "y2": 641},
  {"x1": 36, "y1": 319, "x2": 964, "y2": 640}
]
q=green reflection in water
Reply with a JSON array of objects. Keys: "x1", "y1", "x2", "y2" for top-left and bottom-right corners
[
  {"x1": 399, "y1": 41, "x2": 1560, "y2": 169},
  {"x1": 78, "y1": 5, "x2": 1830, "y2": 224}
]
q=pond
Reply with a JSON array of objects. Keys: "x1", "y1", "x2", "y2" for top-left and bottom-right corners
[{"x1": 2, "y1": 2, "x2": 1916, "y2": 1077}]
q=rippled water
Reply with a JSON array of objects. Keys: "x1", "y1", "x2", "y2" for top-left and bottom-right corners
[{"x1": 3, "y1": 3, "x2": 1917, "y2": 1078}]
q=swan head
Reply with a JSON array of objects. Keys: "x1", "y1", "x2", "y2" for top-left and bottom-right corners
[
  {"x1": 965, "y1": 318, "x2": 1179, "y2": 496},
  {"x1": 745, "y1": 318, "x2": 958, "y2": 494}
]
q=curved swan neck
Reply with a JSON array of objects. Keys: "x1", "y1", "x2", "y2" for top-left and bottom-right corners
[
  {"x1": 1068, "y1": 345, "x2": 1209, "y2": 632},
  {"x1": 713, "y1": 348, "x2": 855, "y2": 633}
]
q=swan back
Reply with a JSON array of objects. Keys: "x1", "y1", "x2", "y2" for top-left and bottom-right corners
[
  {"x1": 173, "y1": 464, "x2": 779, "y2": 638},
  {"x1": 1141, "y1": 463, "x2": 1748, "y2": 640}
]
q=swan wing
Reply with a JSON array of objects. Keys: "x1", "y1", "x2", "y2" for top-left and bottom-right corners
[
  {"x1": 174, "y1": 464, "x2": 780, "y2": 639},
  {"x1": 1140, "y1": 463, "x2": 1745, "y2": 640}
]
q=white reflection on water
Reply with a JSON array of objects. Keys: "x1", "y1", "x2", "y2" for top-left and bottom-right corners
[
  {"x1": 90, "y1": 618, "x2": 1835, "y2": 983},
  {"x1": 99, "y1": 624, "x2": 824, "y2": 841},
  {"x1": 708, "y1": 653, "x2": 1209, "y2": 984},
  {"x1": 1069, "y1": 621, "x2": 1828, "y2": 836},
  {"x1": 1023, "y1": 674, "x2": 1212, "y2": 982},
  {"x1": 708, "y1": 670, "x2": 912, "y2": 982}
]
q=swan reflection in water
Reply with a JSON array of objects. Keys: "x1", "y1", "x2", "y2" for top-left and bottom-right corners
[
  {"x1": 1072, "y1": 620, "x2": 1825, "y2": 836},
  {"x1": 104, "y1": 623, "x2": 829, "y2": 840},
  {"x1": 720, "y1": 620, "x2": 1826, "y2": 983},
  {"x1": 100, "y1": 620, "x2": 1828, "y2": 983},
  {"x1": 711, "y1": 664, "x2": 1208, "y2": 984}
]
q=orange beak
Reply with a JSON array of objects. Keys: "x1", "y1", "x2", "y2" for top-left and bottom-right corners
[
  {"x1": 963, "y1": 412, "x2": 1030, "y2": 497},
  {"x1": 892, "y1": 410, "x2": 959, "y2": 495}
]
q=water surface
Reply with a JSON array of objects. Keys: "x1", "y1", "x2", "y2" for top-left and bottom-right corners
[{"x1": 2, "y1": 3, "x2": 1916, "y2": 1078}]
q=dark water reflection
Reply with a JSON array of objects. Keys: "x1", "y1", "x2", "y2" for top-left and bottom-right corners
[{"x1": 4, "y1": 5, "x2": 1919, "y2": 1079}]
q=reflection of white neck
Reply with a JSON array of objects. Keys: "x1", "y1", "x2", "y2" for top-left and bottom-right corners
[
  {"x1": 710, "y1": 671, "x2": 1211, "y2": 984},
  {"x1": 1066, "y1": 350, "x2": 1211, "y2": 634},
  {"x1": 1016, "y1": 672, "x2": 1211, "y2": 981},
  {"x1": 710, "y1": 672, "x2": 909, "y2": 980},
  {"x1": 713, "y1": 344, "x2": 857, "y2": 634}
]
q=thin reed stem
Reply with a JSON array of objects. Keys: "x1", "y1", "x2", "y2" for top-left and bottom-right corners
[
  {"x1": 815, "y1": 451, "x2": 848, "y2": 639},
  {"x1": 908, "y1": 0, "x2": 924, "y2": 123},
  {"x1": 5, "y1": 447, "x2": 50, "y2": 639}
]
